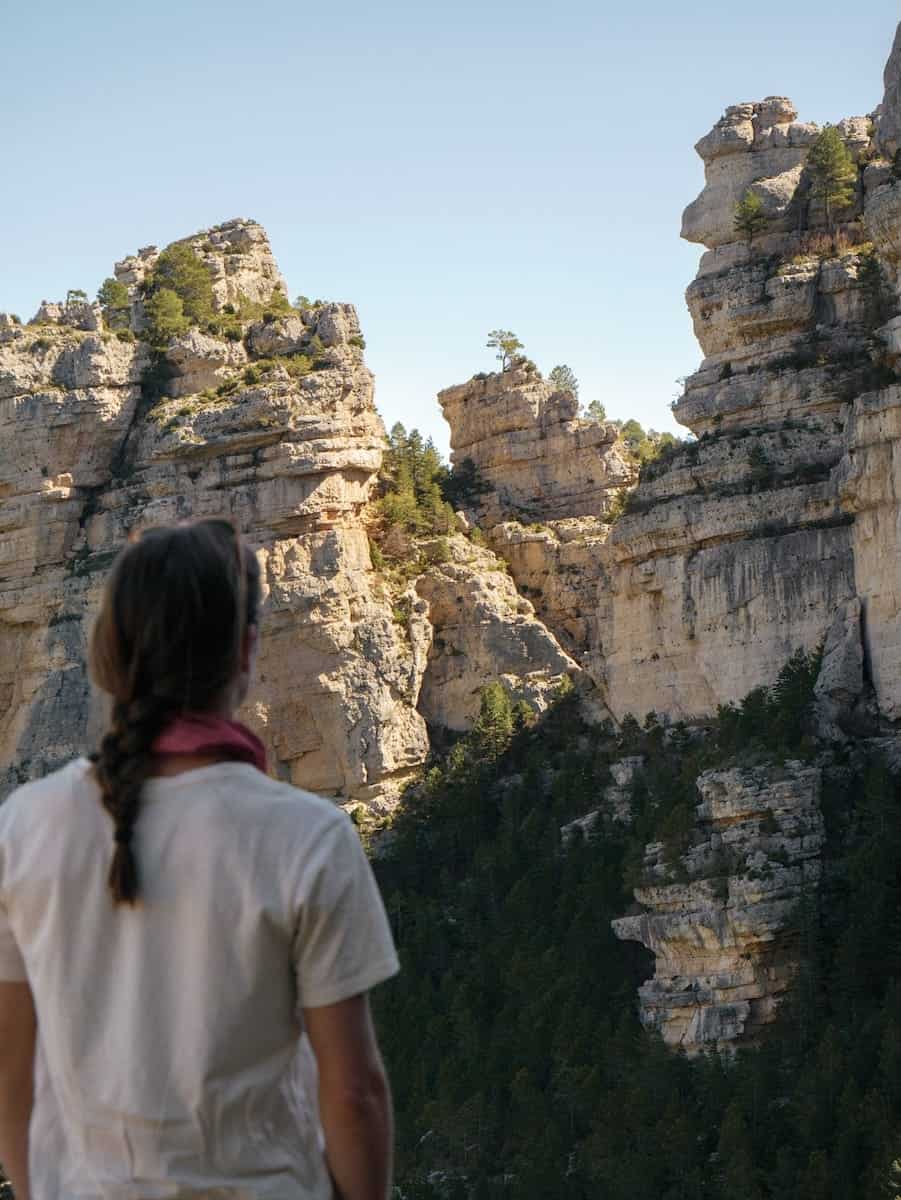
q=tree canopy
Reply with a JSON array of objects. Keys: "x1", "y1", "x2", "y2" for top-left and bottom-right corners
[
  {"x1": 733, "y1": 189, "x2": 768, "y2": 245},
  {"x1": 486, "y1": 330, "x2": 524, "y2": 371},
  {"x1": 548, "y1": 364, "x2": 579, "y2": 398},
  {"x1": 807, "y1": 126, "x2": 857, "y2": 231},
  {"x1": 372, "y1": 658, "x2": 901, "y2": 1198}
]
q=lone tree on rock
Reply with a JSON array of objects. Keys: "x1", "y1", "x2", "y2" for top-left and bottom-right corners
[
  {"x1": 487, "y1": 329, "x2": 523, "y2": 371},
  {"x1": 582, "y1": 399, "x2": 607, "y2": 422},
  {"x1": 733, "y1": 190, "x2": 768, "y2": 247},
  {"x1": 807, "y1": 125, "x2": 857, "y2": 238},
  {"x1": 548, "y1": 364, "x2": 579, "y2": 398}
]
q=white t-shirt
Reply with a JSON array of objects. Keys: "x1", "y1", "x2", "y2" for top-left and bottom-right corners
[{"x1": 0, "y1": 757, "x2": 400, "y2": 1199}]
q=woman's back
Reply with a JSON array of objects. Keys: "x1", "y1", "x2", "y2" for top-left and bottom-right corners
[{"x1": 0, "y1": 755, "x2": 397, "y2": 1197}]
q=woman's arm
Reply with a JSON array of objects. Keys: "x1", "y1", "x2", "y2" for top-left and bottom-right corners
[
  {"x1": 304, "y1": 993, "x2": 393, "y2": 1200},
  {"x1": 0, "y1": 981, "x2": 36, "y2": 1200}
]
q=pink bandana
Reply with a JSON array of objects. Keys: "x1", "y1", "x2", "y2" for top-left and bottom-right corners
[{"x1": 152, "y1": 713, "x2": 268, "y2": 774}]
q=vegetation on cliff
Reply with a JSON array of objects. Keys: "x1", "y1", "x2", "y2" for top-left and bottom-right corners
[{"x1": 372, "y1": 664, "x2": 901, "y2": 1199}]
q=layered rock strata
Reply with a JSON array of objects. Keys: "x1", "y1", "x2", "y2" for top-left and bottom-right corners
[
  {"x1": 437, "y1": 368, "x2": 632, "y2": 675},
  {"x1": 607, "y1": 24, "x2": 901, "y2": 1053},
  {"x1": 438, "y1": 366, "x2": 632, "y2": 525},
  {"x1": 0, "y1": 220, "x2": 578, "y2": 806},
  {"x1": 413, "y1": 535, "x2": 577, "y2": 732},
  {"x1": 612, "y1": 761, "x2": 825, "y2": 1052},
  {"x1": 600, "y1": 94, "x2": 888, "y2": 720}
]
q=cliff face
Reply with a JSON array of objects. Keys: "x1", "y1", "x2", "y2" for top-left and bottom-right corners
[
  {"x1": 601, "y1": 98, "x2": 882, "y2": 723},
  {"x1": 0, "y1": 221, "x2": 575, "y2": 806},
  {"x1": 440, "y1": 85, "x2": 900, "y2": 733},
  {"x1": 606, "y1": 39, "x2": 901, "y2": 1052},
  {"x1": 611, "y1": 760, "x2": 825, "y2": 1052},
  {"x1": 436, "y1": 28, "x2": 901, "y2": 1051},
  {"x1": 437, "y1": 367, "x2": 633, "y2": 684}
]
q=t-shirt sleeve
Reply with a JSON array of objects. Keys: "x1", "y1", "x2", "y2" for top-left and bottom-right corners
[
  {"x1": 0, "y1": 898, "x2": 27, "y2": 983},
  {"x1": 0, "y1": 803, "x2": 27, "y2": 983},
  {"x1": 293, "y1": 815, "x2": 400, "y2": 1010}
]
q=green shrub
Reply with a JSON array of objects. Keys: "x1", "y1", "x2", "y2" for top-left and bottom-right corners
[
  {"x1": 440, "y1": 456, "x2": 490, "y2": 508},
  {"x1": 97, "y1": 277, "x2": 131, "y2": 329},
  {"x1": 143, "y1": 288, "x2": 189, "y2": 345},
  {"x1": 422, "y1": 537, "x2": 452, "y2": 566},
  {"x1": 144, "y1": 242, "x2": 215, "y2": 327},
  {"x1": 373, "y1": 423, "x2": 455, "y2": 545}
]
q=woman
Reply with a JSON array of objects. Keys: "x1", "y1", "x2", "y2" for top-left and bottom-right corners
[{"x1": 0, "y1": 518, "x2": 398, "y2": 1200}]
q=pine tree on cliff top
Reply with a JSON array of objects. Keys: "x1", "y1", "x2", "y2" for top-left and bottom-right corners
[{"x1": 486, "y1": 329, "x2": 523, "y2": 371}]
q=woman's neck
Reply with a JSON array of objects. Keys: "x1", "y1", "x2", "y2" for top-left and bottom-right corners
[{"x1": 148, "y1": 752, "x2": 227, "y2": 778}]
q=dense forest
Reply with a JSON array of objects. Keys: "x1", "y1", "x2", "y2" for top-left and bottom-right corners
[{"x1": 371, "y1": 666, "x2": 901, "y2": 1198}]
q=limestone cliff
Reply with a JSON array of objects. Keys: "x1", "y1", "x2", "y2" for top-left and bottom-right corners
[
  {"x1": 437, "y1": 367, "x2": 632, "y2": 679},
  {"x1": 605, "y1": 32, "x2": 901, "y2": 1051},
  {"x1": 0, "y1": 220, "x2": 575, "y2": 807},
  {"x1": 611, "y1": 760, "x2": 825, "y2": 1052},
  {"x1": 441, "y1": 61, "x2": 900, "y2": 734},
  {"x1": 436, "y1": 27, "x2": 901, "y2": 1050}
]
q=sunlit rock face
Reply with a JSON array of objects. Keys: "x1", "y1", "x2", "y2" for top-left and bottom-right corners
[
  {"x1": 606, "y1": 22, "x2": 901, "y2": 1055},
  {"x1": 597, "y1": 58, "x2": 901, "y2": 724},
  {"x1": 612, "y1": 761, "x2": 825, "y2": 1053},
  {"x1": 0, "y1": 220, "x2": 590, "y2": 808},
  {"x1": 437, "y1": 50, "x2": 900, "y2": 728},
  {"x1": 438, "y1": 364, "x2": 633, "y2": 525},
  {"x1": 0, "y1": 223, "x2": 428, "y2": 807}
]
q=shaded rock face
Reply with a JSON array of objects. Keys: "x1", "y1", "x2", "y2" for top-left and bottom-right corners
[
  {"x1": 837, "y1": 383, "x2": 901, "y2": 720},
  {"x1": 0, "y1": 219, "x2": 586, "y2": 808},
  {"x1": 612, "y1": 761, "x2": 825, "y2": 1053}
]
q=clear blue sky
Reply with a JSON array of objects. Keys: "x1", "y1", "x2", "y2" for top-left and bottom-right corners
[{"x1": 3, "y1": 2, "x2": 897, "y2": 455}]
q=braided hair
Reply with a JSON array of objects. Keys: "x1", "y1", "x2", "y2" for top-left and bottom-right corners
[{"x1": 89, "y1": 518, "x2": 261, "y2": 905}]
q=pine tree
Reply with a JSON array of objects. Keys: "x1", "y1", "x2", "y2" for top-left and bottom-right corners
[
  {"x1": 548, "y1": 364, "x2": 579, "y2": 398},
  {"x1": 582, "y1": 399, "x2": 606, "y2": 422},
  {"x1": 143, "y1": 288, "x2": 189, "y2": 345},
  {"x1": 146, "y1": 242, "x2": 215, "y2": 326},
  {"x1": 97, "y1": 278, "x2": 130, "y2": 328},
  {"x1": 733, "y1": 189, "x2": 769, "y2": 246},
  {"x1": 486, "y1": 330, "x2": 523, "y2": 371},
  {"x1": 807, "y1": 126, "x2": 857, "y2": 236},
  {"x1": 472, "y1": 683, "x2": 515, "y2": 760}
]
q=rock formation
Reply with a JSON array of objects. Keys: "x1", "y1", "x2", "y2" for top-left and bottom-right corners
[
  {"x1": 604, "y1": 26, "x2": 901, "y2": 1051},
  {"x1": 438, "y1": 366, "x2": 632, "y2": 524},
  {"x1": 437, "y1": 367, "x2": 633, "y2": 678},
  {"x1": 611, "y1": 760, "x2": 825, "y2": 1053},
  {"x1": 0, "y1": 220, "x2": 575, "y2": 807},
  {"x1": 436, "y1": 25, "x2": 901, "y2": 1050},
  {"x1": 440, "y1": 51, "x2": 900, "y2": 732},
  {"x1": 3, "y1": 23, "x2": 901, "y2": 1055}
]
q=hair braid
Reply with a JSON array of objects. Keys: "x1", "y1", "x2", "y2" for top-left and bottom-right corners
[
  {"x1": 91, "y1": 695, "x2": 176, "y2": 904},
  {"x1": 89, "y1": 518, "x2": 261, "y2": 905}
]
